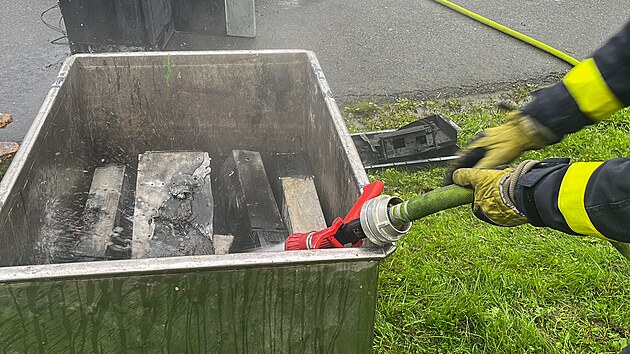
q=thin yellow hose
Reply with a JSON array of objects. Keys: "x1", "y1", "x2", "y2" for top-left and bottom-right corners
[{"x1": 431, "y1": 0, "x2": 581, "y2": 67}]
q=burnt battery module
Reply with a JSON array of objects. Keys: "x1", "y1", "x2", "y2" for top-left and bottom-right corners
[
  {"x1": 352, "y1": 114, "x2": 460, "y2": 169},
  {"x1": 217, "y1": 150, "x2": 288, "y2": 252},
  {"x1": 132, "y1": 151, "x2": 214, "y2": 258}
]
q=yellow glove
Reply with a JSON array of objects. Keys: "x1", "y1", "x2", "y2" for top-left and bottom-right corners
[
  {"x1": 452, "y1": 163, "x2": 536, "y2": 227},
  {"x1": 459, "y1": 112, "x2": 557, "y2": 169}
]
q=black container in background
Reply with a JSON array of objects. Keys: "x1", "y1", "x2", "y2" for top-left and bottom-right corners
[
  {"x1": 59, "y1": 0, "x2": 175, "y2": 53},
  {"x1": 172, "y1": 0, "x2": 226, "y2": 35}
]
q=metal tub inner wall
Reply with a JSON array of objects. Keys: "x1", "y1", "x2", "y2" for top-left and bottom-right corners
[{"x1": 0, "y1": 51, "x2": 383, "y2": 353}]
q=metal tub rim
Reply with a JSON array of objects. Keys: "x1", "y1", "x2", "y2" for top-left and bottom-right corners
[{"x1": 0, "y1": 247, "x2": 396, "y2": 284}]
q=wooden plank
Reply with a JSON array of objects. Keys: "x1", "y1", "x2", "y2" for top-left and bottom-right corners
[
  {"x1": 280, "y1": 177, "x2": 326, "y2": 234},
  {"x1": 225, "y1": 0, "x2": 256, "y2": 37},
  {"x1": 267, "y1": 152, "x2": 310, "y2": 212},
  {"x1": 213, "y1": 234, "x2": 235, "y2": 255},
  {"x1": 132, "y1": 151, "x2": 214, "y2": 259},
  {"x1": 266, "y1": 152, "x2": 325, "y2": 234},
  {"x1": 76, "y1": 164, "x2": 128, "y2": 260}
]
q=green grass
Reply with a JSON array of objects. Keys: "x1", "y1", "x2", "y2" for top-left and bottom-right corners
[
  {"x1": 343, "y1": 95, "x2": 630, "y2": 353},
  {"x1": 0, "y1": 158, "x2": 10, "y2": 181}
]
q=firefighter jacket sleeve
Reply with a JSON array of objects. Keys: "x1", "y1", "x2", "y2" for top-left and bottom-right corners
[
  {"x1": 509, "y1": 21, "x2": 630, "y2": 243},
  {"x1": 514, "y1": 158, "x2": 630, "y2": 243},
  {"x1": 522, "y1": 21, "x2": 630, "y2": 139}
]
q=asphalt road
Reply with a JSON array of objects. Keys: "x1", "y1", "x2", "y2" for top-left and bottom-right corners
[
  {"x1": 0, "y1": 0, "x2": 69, "y2": 142},
  {"x1": 1, "y1": 0, "x2": 629, "y2": 141},
  {"x1": 172, "y1": 0, "x2": 629, "y2": 101}
]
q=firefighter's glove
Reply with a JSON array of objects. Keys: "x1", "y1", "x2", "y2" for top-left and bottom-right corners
[
  {"x1": 457, "y1": 112, "x2": 557, "y2": 169},
  {"x1": 452, "y1": 160, "x2": 539, "y2": 227}
]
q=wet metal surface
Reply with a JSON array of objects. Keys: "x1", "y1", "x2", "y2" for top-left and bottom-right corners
[
  {"x1": 37, "y1": 193, "x2": 91, "y2": 264},
  {"x1": 0, "y1": 258, "x2": 379, "y2": 353}
]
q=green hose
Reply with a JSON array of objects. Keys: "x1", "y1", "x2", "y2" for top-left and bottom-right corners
[
  {"x1": 387, "y1": 186, "x2": 630, "y2": 261},
  {"x1": 388, "y1": 185, "x2": 473, "y2": 224},
  {"x1": 431, "y1": 0, "x2": 581, "y2": 67}
]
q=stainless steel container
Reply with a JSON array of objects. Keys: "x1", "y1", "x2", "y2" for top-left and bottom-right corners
[{"x1": 0, "y1": 50, "x2": 393, "y2": 353}]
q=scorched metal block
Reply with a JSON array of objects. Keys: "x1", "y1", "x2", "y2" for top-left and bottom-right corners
[
  {"x1": 218, "y1": 150, "x2": 288, "y2": 252},
  {"x1": 132, "y1": 151, "x2": 214, "y2": 258}
]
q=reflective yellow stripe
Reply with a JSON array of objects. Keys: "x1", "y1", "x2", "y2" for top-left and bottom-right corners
[
  {"x1": 563, "y1": 58, "x2": 623, "y2": 122},
  {"x1": 558, "y1": 162, "x2": 606, "y2": 239}
]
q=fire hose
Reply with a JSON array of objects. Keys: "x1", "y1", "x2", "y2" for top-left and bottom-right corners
[
  {"x1": 284, "y1": 181, "x2": 473, "y2": 250},
  {"x1": 284, "y1": 181, "x2": 630, "y2": 260}
]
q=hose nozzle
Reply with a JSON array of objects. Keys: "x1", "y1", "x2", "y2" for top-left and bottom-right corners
[{"x1": 360, "y1": 195, "x2": 412, "y2": 246}]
